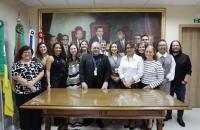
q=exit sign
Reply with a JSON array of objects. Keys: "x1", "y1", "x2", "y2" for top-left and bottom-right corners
[{"x1": 194, "y1": 18, "x2": 200, "y2": 23}]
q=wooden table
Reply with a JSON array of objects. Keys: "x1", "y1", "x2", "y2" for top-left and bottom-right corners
[{"x1": 21, "y1": 88, "x2": 190, "y2": 130}]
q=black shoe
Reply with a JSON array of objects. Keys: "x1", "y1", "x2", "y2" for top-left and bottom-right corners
[
  {"x1": 83, "y1": 119, "x2": 93, "y2": 126},
  {"x1": 96, "y1": 119, "x2": 104, "y2": 128},
  {"x1": 124, "y1": 124, "x2": 129, "y2": 128},
  {"x1": 164, "y1": 115, "x2": 172, "y2": 121},
  {"x1": 177, "y1": 118, "x2": 185, "y2": 127}
]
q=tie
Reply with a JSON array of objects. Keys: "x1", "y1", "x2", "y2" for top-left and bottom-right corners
[
  {"x1": 99, "y1": 37, "x2": 102, "y2": 42},
  {"x1": 160, "y1": 56, "x2": 165, "y2": 67},
  {"x1": 121, "y1": 40, "x2": 124, "y2": 50}
]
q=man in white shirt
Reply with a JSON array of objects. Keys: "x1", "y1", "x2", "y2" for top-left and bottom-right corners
[{"x1": 156, "y1": 39, "x2": 176, "y2": 94}]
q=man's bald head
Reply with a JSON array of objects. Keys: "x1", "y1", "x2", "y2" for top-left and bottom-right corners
[{"x1": 91, "y1": 41, "x2": 100, "y2": 56}]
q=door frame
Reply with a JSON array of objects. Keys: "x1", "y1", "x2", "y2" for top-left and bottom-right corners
[
  {"x1": 179, "y1": 24, "x2": 200, "y2": 44},
  {"x1": 179, "y1": 24, "x2": 200, "y2": 107}
]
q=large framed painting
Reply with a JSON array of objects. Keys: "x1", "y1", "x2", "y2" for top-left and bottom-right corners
[{"x1": 38, "y1": 8, "x2": 166, "y2": 45}]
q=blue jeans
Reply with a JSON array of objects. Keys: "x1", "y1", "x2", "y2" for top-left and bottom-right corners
[{"x1": 167, "y1": 82, "x2": 186, "y2": 118}]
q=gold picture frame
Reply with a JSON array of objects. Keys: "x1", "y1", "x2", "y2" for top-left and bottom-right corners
[{"x1": 38, "y1": 8, "x2": 166, "y2": 43}]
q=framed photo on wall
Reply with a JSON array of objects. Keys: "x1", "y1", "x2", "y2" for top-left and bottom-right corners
[{"x1": 38, "y1": 8, "x2": 166, "y2": 45}]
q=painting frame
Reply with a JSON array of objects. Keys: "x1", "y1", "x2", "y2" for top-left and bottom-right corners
[{"x1": 37, "y1": 8, "x2": 166, "y2": 44}]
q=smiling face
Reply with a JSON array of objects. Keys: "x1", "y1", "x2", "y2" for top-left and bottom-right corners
[
  {"x1": 80, "y1": 41, "x2": 88, "y2": 51},
  {"x1": 70, "y1": 44, "x2": 78, "y2": 56},
  {"x1": 141, "y1": 36, "x2": 149, "y2": 45},
  {"x1": 157, "y1": 41, "x2": 167, "y2": 54},
  {"x1": 91, "y1": 42, "x2": 100, "y2": 56},
  {"x1": 134, "y1": 35, "x2": 141, "y2": 44},
  {"x1": 145, "y1": 46, "x2": 155, "y2": 60},
  {"x1": 126, "y1": 44, "x2": 134, "y2": 56},
  {"x1": 53, "y1": 43, "x2": 62, "y2": 56},
  {"x1": 100, "y1": 41, "x2": 107, "y2": 51},
  {"x1": 138, "y1": 43, "x2": 146, "y2": 54},
  {"x1": 171, "y1": 41, "x2": 181, "y2": 53},
  {"x1": 110, "y1": 43, "x2": 118, "y2": 55},
  {"x1": 22, "y1": 49, "x2": 32, "y2": 61},
  {"x1": 62, "y1": 35, "x2": 69, "y2": 45},
  {"x1": 39, "y1": 43, "x2": 47, "y2": 55}
]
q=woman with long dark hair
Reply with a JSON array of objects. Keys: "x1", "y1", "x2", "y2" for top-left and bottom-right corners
[
  {"x1": 107, "y1": 42, "x2": 123, "y2": 88},
  {"x1": 46, "y1": 42, "x2": 67, "y2": 88},
  {"x1": 66, "y1": 44, "x2": 81, "y2": 88},
  {"x1": 35, "y1": 42, "x2": 50, "y2": 91}
]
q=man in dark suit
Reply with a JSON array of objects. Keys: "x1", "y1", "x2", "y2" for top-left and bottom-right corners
[
  {"x1": 115, "y1": 29, "x2": 127, "y2": 54},
  {"x1": 61, "y1": 34, "x2": 69, "y2": 57},
  {"x1": 80, "y1": 41, "x2": 111, "y2": 128},
  {"x1": 71, "y1": 28, "x2": 84, "y2": 48},
  {"x1": 89, "y1": 26, "x2": 108, "y2": 46}
]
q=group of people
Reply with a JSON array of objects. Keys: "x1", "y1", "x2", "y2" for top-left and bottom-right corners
[{"x1": 12, "y1": 30, "x2": 192, "y2": 130}]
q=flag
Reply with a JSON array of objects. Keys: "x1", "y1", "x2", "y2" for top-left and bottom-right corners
[
  {"x1": 29, "y1": 28, "x2": 35, "y2": 56},
  {"x1": 38, "y1": 32, "x2": 45, "y2": 43},
  {"x1": 14, "y1": 18, "x2": 25, "y2": 61},
  {"x1": 0, "y1": 20, "x2": 14, "y2": 117}
]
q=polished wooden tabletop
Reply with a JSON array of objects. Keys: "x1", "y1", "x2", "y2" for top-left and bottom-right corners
[{"x1": 21, "y1": 88, "x2": 190, "y2": 110}]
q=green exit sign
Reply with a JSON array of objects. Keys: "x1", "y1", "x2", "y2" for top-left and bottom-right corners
[{"x1": 194, "y1": 18, "x2": 200, "y2": 23}]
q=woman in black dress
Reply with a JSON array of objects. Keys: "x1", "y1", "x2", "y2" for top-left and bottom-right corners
[{"x1": 46, "y1": 42, "x2": 67, "y2": 88}]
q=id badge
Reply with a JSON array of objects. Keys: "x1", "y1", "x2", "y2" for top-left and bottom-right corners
[
  {"x1": 114, "y1": 68, "x2": 118, "y2": 74},
  {"x1": 94, "y1": 67, "x2": 97, "y2": 76}
]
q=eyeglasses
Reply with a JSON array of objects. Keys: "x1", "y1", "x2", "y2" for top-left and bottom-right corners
[
  {"x1": 23, "y1": 51, "x2": 32, "y2": 55},
  {"x1": 62, "y1": 39, "x2": 69, "y2": 41},
  {"x1": 126, "y1": 47, "x2": 133, "y2": 49}
]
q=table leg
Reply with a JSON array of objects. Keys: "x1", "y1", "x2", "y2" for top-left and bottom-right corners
[
  {"x1": 45, "y1": 116, "x2": 51, "y2": 130},
  {"x1": 156, "y1": 119, "x2": 163, "y2": 130}
]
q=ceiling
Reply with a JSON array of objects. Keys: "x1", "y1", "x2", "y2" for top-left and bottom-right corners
[{"x1": 19, "y1": 0, "x2": 200, "y2": 7}]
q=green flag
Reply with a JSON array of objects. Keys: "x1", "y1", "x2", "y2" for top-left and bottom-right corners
[
  {"x1": 0, "y1": 20, "x2": 14, "y2": 117},
  {"x1": 14, "y1": 20, "x2": 25, "y2": 61},
  {"x1": 0, "y1": 20, "x2": 6, "y2": 75}
]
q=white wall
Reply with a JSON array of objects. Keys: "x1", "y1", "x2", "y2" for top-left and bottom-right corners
[
  {"x1": 0, "y1": 0, "x2": 29, "y2": 68},
  {"x1": 165, "y1": 6, "x2": 200, "y2": 44}
]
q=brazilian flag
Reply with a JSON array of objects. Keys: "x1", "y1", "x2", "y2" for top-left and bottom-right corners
[{"x1": 0, "y1": 20, "x2": 14, "y2": 117}]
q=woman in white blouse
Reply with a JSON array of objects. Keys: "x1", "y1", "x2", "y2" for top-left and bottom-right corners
[{"x1": 118, "y1": 42, "x2": 144, "y2": 88}]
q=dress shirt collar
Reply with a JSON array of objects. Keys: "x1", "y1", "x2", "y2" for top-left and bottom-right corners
[
  {"x1": 157, "y1": 52, "x2": 168, "y2": 58},
  {"x1": 125, "y1": 53, "x2": 137, "y2": 60}
]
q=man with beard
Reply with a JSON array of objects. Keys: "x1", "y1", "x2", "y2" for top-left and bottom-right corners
[{"x1": 165, "y1": 40, "x2": 192, "y2": 127}]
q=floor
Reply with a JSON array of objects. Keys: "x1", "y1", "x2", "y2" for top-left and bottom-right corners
[{"x1": 42, "y1": 108, "x2": 200, "y2": 130}]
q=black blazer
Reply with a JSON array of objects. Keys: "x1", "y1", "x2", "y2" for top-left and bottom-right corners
[
  {"x1": 89, "y1": 35, "x2": 109, "y2": 46},
  {"x1": 80, "y1": 53, "x2": 111, "y2": 88},
  {"x1": 115, "y1": 39, "x2": 128, "y2": 53}
]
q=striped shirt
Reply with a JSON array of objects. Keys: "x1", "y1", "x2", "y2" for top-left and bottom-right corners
[
  {"x1": 141, "y1": 60, "x2": 164, "y2": 88},
  {"x1": 66, "y1": 61, "x2": 81, "y2": 89}
]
